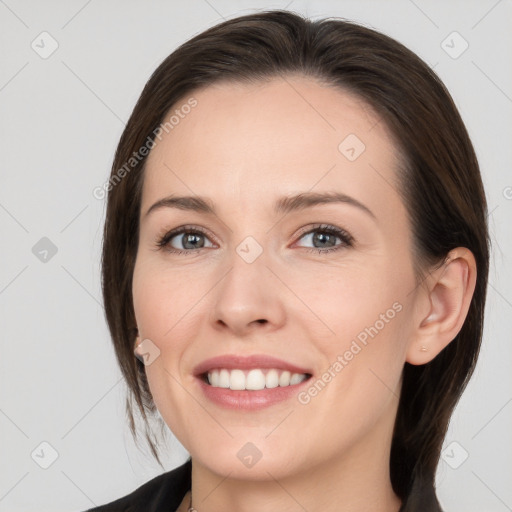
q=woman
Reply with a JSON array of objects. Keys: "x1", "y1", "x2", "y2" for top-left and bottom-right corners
[{"x1": 87, "y1": 9, "x2": 489, "y2": 512}]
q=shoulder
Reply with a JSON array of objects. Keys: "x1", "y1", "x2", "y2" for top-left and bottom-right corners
[{"x1": 82, "y1": 458, "x2": 192, "y2": 512}]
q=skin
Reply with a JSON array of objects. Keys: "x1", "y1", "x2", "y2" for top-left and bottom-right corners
[{"x1": 132, "y1": 76, "x2": 476, "y2": 512}]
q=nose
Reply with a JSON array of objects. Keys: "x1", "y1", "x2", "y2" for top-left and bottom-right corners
[{"x1": 209, "y1": 247, "x2": 286, "y2": 337}]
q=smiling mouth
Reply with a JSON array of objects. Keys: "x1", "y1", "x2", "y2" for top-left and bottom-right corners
[{"x1": 200, "y1": 368, "x2": 313, "y2": 390}]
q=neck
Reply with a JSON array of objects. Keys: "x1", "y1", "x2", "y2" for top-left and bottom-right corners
[{"x1": 185, "y1": 406, "x2": 402, "y2": 512}]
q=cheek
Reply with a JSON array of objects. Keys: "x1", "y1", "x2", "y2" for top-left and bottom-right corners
[
  {"x1": 299, "y1": 262, "x2": 404, "y2": 339},
  {"x1": 143, "y1": 363, "x2": 195, "y2": 453},
  {"x1": 132, "y1": 258, "x2": 196, "y2": 336},
  {"x1": 131, "y1": 260, "x2": 206, "y2": 436},
  {"x1": 299, "y1": 262, "x2": 408, "y2": 394},
  {"x1": 293, "y1": 270, "x2": 407, "y2": 446}
]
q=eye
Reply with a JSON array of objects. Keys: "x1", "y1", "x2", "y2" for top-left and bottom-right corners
[
  {"x1": 294, "y1": 224, "x2": 354, "y2": 255},
  {"x1": 155, "y1": 225, "x2": 215, "y2": 255},
  {"x1": 155, "y1": 223, "x2": 354, "y2": 256}
]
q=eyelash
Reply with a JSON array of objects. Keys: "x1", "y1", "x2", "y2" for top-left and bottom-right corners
[{"x1": 155, "y1": 223, "x2": 354, "y2": 256}]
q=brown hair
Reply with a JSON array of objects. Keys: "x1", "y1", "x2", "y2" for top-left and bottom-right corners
[{"x1": 100, "y1": 10, "x2": 490, "y2": 511}]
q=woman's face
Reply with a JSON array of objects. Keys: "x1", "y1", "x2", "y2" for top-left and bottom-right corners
[{"x1": 132, "y1": 76, "x2": 424, "y2": 479}]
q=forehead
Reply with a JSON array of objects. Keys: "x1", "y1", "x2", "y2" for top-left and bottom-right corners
[{"x1": 142, "y1": 76, "x2": 403, "y2": 224}]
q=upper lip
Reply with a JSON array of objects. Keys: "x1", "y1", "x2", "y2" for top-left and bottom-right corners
[{"x1": 193, "y1": 354, "x2": 313, "y2": 376}]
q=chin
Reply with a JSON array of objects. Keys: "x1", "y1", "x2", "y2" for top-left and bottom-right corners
[{"x1": 199, "y1": 452, "x2": 297, "y2": 481}]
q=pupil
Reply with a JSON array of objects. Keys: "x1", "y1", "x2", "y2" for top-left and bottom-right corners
[
  {"x1": 315, "y1": 232, "x2": 334, "y2": 248},
  {"x1": 184, "y1": 233, "x2": 203, "y2": 249}
]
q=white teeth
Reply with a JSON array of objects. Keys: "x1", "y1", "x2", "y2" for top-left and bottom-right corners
[
  {"x1": 279, "y1": 370, "x2": 291, "y2": 386},
  {"x1": 209, "y1": 369, "x2": 219, "y2": 387},
  {"x1": 265, "y1": 369, "x2": 279, "y2": 388},
  {"x1": 246, "y1": 369, "x2": 265, "y2": 390},
  {"x1": 218, "y1": 369, "x2": 230, "y2": 388},
  {"x1": 206, "y1": 368, "x2": 308, "y2": 390},
  {"x1": 229, "y1": 369, "x2": 246, "y2": 390},
  {"x1": 290, "y1": 372, "x2": 305, "y2": 385}
]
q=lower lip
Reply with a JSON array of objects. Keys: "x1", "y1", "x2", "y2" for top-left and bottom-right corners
[{"x1": 196, "y1": 375, "x2": 312, "y2": 410}]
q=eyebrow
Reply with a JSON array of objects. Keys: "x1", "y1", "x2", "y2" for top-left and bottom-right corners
[{"x1": 144, "y1": 191, "x2": 376, "y2": 221}]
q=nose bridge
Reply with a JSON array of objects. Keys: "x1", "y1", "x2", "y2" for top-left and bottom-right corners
[
  {"x1": 218, "y1": 196, "x2": 273, "y2": 266},
  {"x1": 235, "y1": 233, "x2": 266, "y2": 265},
  {"x1": 220, "y1": 205, "x2": 286, "y2": 290},
  {"x1": 210, "y1": 231, "x2": 284, "y2": 332},
  {"x1": 221, "y1": 232, "x2": 269, "y2": 298}
]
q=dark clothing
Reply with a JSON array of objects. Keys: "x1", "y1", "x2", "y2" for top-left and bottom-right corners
[{"x1": 84, "y1": 458, "x2": 191, "y2": 512}]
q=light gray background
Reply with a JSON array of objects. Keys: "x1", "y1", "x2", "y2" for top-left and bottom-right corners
[{"x1": 1, "y1": 1, "x2": 511, "y2": 511}]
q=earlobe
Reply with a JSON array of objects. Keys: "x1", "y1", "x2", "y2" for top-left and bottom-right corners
[
  {"x1": 134, "y1": 331, "x2": 141, "y2": 353},
  {"x1": 406, "y1": 248, "x2": 477, "y2": 366}
]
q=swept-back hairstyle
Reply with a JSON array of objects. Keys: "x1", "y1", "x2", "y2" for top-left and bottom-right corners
[{"x1": 100, "y1": 10, "x2": 490, "y2": 511}]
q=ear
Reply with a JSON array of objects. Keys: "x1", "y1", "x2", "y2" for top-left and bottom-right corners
[{"x1": 406, "y1": 247, "x2": 477, "y2": 365}]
